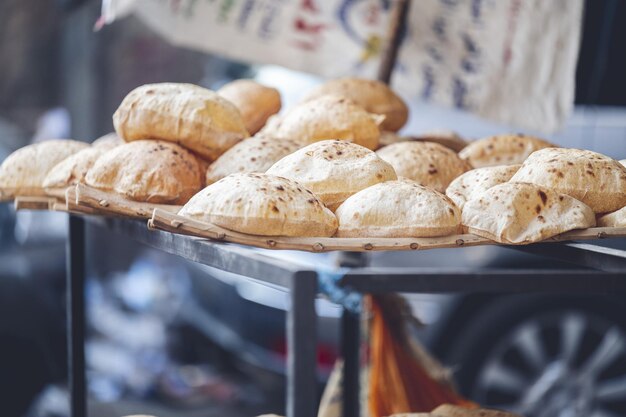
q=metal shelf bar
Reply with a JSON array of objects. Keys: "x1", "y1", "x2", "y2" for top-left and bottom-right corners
[
  {"x1": 66, "y1": 215, "x2": 86, "y2": 417},
  {"x1": 509, "y1": 242, "x2": 626, "y2": 272}
]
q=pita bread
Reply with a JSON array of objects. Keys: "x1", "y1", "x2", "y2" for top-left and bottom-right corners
[
  {"x1": 273, "y1": 95, "x2": 383, "y2": 150},
  {"x1": 598, "y1": 207, "x2": 626, "y2": 227},
  {"x1": 446, "y1": 165, "x2": 521, "y2": 209},
  {"x1": 178, "y1": 173, "x2": 337, "y2": 237},
  {"x1": 217, "y1": 79, "x2": 281, "y2": 135},
  {"x1": 206, "y1": 134, "x2": 304, "y2": 185},
  {"x1": 43, "y1": 147, "x2": 107, "y2": 188},
  {"x1": 0, "y1": 139, "x2": 88, "y2": 200},
  {"x1": 85, "y1": 140, "x2": 202, "y2": 205},
  {"x1": 92, "y1": 132, "x2": 123, "y2": 149},
  {"x1": 336, "y1": 179, "x2": 461, "y2": 238},
  {"x1": 412, "y1": 130, "x2": 468, "y2": 153},
  {"x1": 376, "y1": 141, "x2": 470, "y2": 193},
  {"x1": 432, "y1": 404, "x2": 520, "y2": 417},
  {"x1": 459, "y1": 134, "x2": 554, "y2": 168},
  {"x1": 462, "y1": 182, "x2": 595, "y2": 244},
  {"x1": 113, "y1": 83, "x2": 249, "y2": 160},
  {"x1": 620, "y1": 159, "x2": 626, "y2": 168},
  {"x1": 301, "y1": 78, "x2": 408, "y2": 131},
  {"x1": 266, "y1": 140, "x2": 397, "y2": 211},
  {"x1": 510, "y1": 148, "x2": 626, "y2": 213}
]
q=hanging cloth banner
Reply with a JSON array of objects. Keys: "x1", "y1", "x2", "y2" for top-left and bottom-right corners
[{"x1": 102, "y1": 0, "x2": 583, "y2": 133}]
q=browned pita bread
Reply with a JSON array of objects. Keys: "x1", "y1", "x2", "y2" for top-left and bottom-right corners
[
  {"x1": 301, "y1": 77, "x2": 408, "y2": 131},
  {"x1": 462, "y1": 182, "x2": 595, "y2": 244},
  {"x1": 459, "y1": 134, "x2": 554, "y2": 168},
  {"x1": 446, "y1": 165, "x2": 521, "y2": 209},
  {"x1": 377, "y1": 141, "x2": 470, "y2": 193},
  {"x1": 510, "y1": 148, "x2": 626, "y2": 213},
  {"x1": 335, "y1": 179, "x2": 461, "y2": 237},
  {"x1": 432, "y1": 404, "x2": 521, "y2": 417},
  {"x1": 178, "y1": 173, "x2": 337, "y2": 237},
  {"x1": 85, "y1": 140, "x2": 202, "y2": 204},
  {"x1": 113, "y1": 83, "x2": 249, "y2": 160},
  {"x1": 217, "y1": 80, "x2": 281, "y2": 135}
]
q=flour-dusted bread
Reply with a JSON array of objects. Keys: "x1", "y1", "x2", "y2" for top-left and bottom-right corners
[
  {"x1": 178, "y1": 173, "x2": 337, "y2": 237},
  {"x1": 273, "y1": 96, "x2": 383, "y2": 150},
  {"x1": 620, "y1": 159, "x2": 626, "y2": 168},
  {"x1": 377, "y1": 141, "x2": 469, "y2": 193},
  {"x1": 432, "y1": 404, "x2": 520, "y2": 417},
  {"x1": 462, "y1": 182, "x2": 595, "y2": 244},
  {"x1": 85, "y1": 140, "x2": 203, "y2": 205},
  {"x1": 459, "y1": 134, "x2": 554, "y2": 168},
  {"x1": 113, "y1": 83, "x2": 249, "y2": 160},
  {"x1": 510, "y1": 148, "x2": 626, "y2": 213},
  {"x1": 301, "y1": 78, "x2": 408, "y2": 131},
  {"x1": 206, "y1": 134, "x2": 304, "y2": 185},
  {"x1": 336, "y1": 179, "x2": 461, "y2": 238},
  {"x1": 217, "y1": 80, "x2": 281, "y2": 135},
  {"x1": 43, "y1": 147, "x2": 107, "y2": 189},
  {"x1": 266, "y1": 140, "x2": 397, "y2": 211},
  {"x1": 92, "y1": 132, "x2": 123, "y2": 149},
  {"x1": 598, "y1": 207, "x2": 626, "y2": 227},
  {"x1": 446, "y1": 165, "x2": 521, "y2": 209},
  {"x1": 0, "y1": 139, "x2": 88, "y2": 200}
]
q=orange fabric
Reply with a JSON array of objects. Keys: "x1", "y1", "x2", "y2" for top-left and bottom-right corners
[{"x1": 368, "y1": 299, "x2": 476, "y2": 417}]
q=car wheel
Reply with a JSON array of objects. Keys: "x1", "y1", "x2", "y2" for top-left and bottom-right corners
[{"x1": 442, "y1": 295, "x2": 626, "y2": 417}]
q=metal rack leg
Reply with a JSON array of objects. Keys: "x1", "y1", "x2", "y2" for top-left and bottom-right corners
[
  {"x1": 66, "y1": 215, "x2": 86, "y2": 417},
  {"x1": 341, "y1": 309, "x2": 360, "y2": 417},
  {"x1": 287, "y1": 271, "x2": 318, "y2": 417}
]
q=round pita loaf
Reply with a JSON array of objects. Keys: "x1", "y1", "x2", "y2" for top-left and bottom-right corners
[
  {"x1": 85, "y1": 140, "x2": 203, "y2": 205},
  {"x1": 336, "y1": 179, "x2": 461, "y2": 238},
  {"x1": 301, "y1": 78, "x2": 408, "y2": 131},
  {"x1": 462, "y1": 182, "x2": 595, "y2": 244},
  {"x1": 620, "y1": 159, "x2": 626, "y2": 168},
  {"x1": 266, "y1": 140, "x2": 397, "y2": 211},
  {"x1": 446, "y1": 165, "x2": 521, "y2": 209},
  {"x1": 0, "y1": 139, "x2": 88, "y2": 200},
  {"x1": 178, "y1": 173, "x2": 337, "y2": 237},
  {"x1": 376, "y1": 141, "x2": 470, "y2": 193},
  {"x1": 113, "y1": 83, "x2": 249, "y2": 160},
  {"x1": 43, "y1": 147, "x2": 107, "y2": 188},
  {"x1": 459, "y1": 134, "x2": 554, "y2": 168},
  {"x1": 206, "y1": 134, "x2": 305, "y2": 185},
  {"x1": 217, "y1": 80, "x2": 281, "y2": 135},
  {"x1": 432, "y1": 404, "x2": 520, "y2": 417},
  {"x1": 412, "y1": 130, "x2": 468, "y2": 152},
  {"x1": 509, "y1": 148, "x2": 626, "y2": 213},
  {"x1": 598, "y1": 206, "x2": 626, "y2": 227},
  {"x1": 273, "y1": 95, "x2": 383, "y2": 150},
  {"x1": 92, "y1": 132, "x2": 123, "y2": 149}
]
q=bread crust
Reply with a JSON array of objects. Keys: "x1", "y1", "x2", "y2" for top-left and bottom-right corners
[
  {"x1": 459, "y1": 134, "x2": 554, "y2": 168},
  {"x1": 218, "y1": 80, "x2": 281, "y2": 135}
]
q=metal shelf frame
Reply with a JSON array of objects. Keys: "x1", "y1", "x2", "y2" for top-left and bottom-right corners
[{"x1": 65, "y1": 215, "x2": 626, "y2": 417}]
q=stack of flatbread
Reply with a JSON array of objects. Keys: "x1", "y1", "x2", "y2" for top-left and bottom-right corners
[{"x1": 1, "y1": 77, "x2": 625, "y2": 243}]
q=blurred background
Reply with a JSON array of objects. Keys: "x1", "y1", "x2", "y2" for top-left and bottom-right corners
[{"x1": 0, "y1": 1, "x2": 626, "y2": 417}]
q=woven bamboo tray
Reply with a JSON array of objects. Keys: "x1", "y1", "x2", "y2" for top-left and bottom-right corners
[
  {"x1": 149, "y1": 208, "x2": 626, "y2": 252},
  {"x1": 72, "y1": 184, "x2": 182, "y2": 219}
]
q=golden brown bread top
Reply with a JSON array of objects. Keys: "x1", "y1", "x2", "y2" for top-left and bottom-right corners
[
  {"x1": 302, "y1": 77, "x2": 408, "y2": 131},
  {"x1": 178, "y1": 173, "x2": 338, "y2": 237},
  {"x1": 217, "y1": 79, "x2": 281, "y2": 135},
  {"x1": 85, "y1": 140, "x2": 202, "y2": 205},
  {"x1": 43, "y1": 147, "x2": 107, "y2": 188},
  {"x1": 113, "y1": 83, "x2": 249, "y2": 160},
  {"x1": 510, "y1": 147, "x2": 626, "y2": 213},
  {"x1": 462, "y1": 182, "x2": 595, "y2": 244},
  {"x1": 206, "y1": 134, "x2": 305, "y2": 185},
  {"x1": 377, "y1": 141, "x2": 470, "y2": 193},
  {"x1": 0, "y1": 139, "x2": 88, "y2": 199},
  {"x1": 273, "y1": 95, "x2": 383, "y2": 150},
  {"x1": 336, "y1": 179, "x2": 461, "y2": 238},
  {"x1": 446, "y1": 165, "x2": 521, "y2": 209},
  {"x1": 266, "y1": 140, "x2": 397, "y2": 210},
  {"x1": 459, "y1": 134, "x2": 554, "y2": 168}
]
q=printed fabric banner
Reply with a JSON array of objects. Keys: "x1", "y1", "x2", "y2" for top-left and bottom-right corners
[{"x1": 102, "y1": 0, "x2": 583, "y2": 133}]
